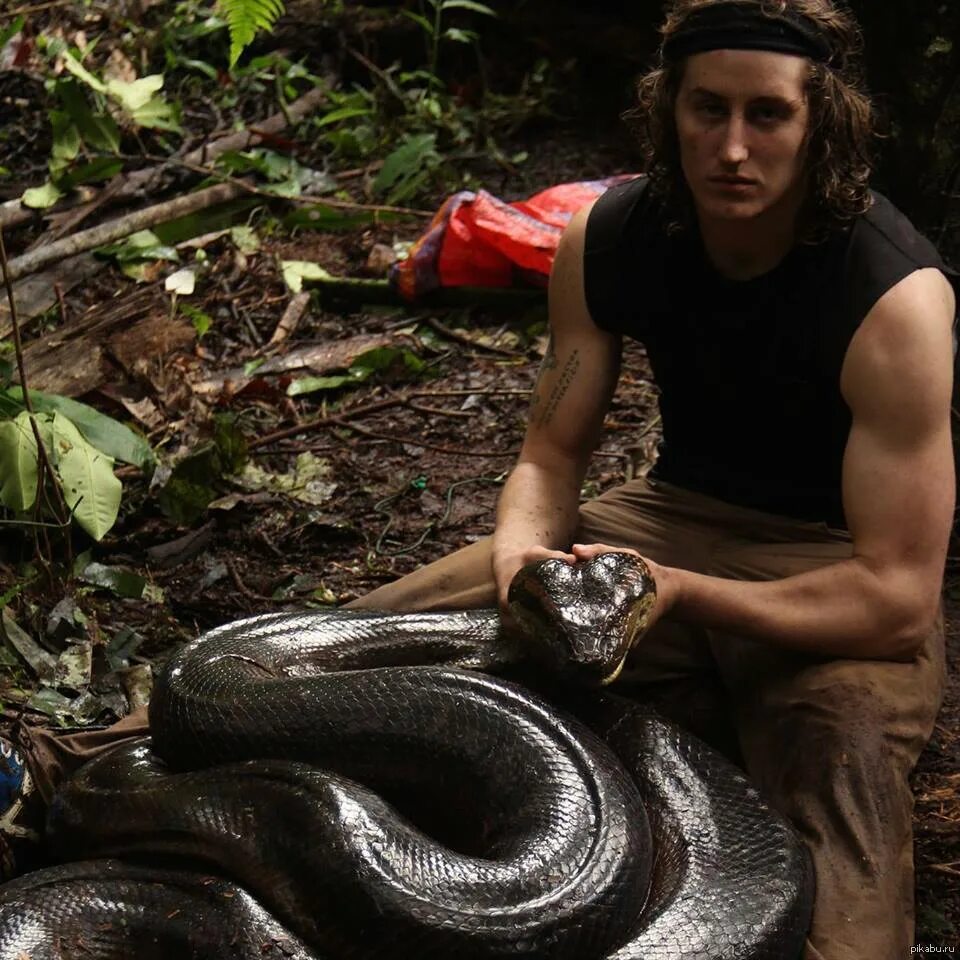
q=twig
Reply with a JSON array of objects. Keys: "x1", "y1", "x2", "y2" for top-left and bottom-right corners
[
  {"x1": 53, "y1": 282, "x2": 67, "y2": 325},
  {"x1": 422, "y1": 316, "x2": 523, "y2": 357},
  {"x1": 249, "y1": 387, "x2": 533, "y2": 451},
  {"x1": 248, "y1": 396, "x2": 406, "y2": 449},
  {"x1": 347, "y1": 47, "x2": 406, "y2": 103},
  {"x1": 320, "y1": 418, "x2": 519, "y2": 459},
  {"x1": 407, "y1": 401, "x2": 474, "y2": 419},
  {"x1": 6, "y1": 0, "x2": 72, "y2": 13},
  {"x1": 268, "y1": 291, "x2": 310, "y2": 345},
  {"x1": 409, "y1": 388, "x2": 531, "y2": 398},
  {"x1": 224, "y1": 556, "x2": 267, "y2": 602}
]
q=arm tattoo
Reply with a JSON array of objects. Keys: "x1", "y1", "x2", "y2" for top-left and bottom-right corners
[
  {"x1": 529, "y1": 334, "x2": 558, "y2": 418},
  {"x1": 530, "y1": 342, "x2": 581, "y2": 427}
]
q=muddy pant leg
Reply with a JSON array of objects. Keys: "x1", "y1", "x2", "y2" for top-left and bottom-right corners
[
  {"x1": 710, "y1": 539, "x2": 946, "y2": 960},
  {"x1": 15, "y1": 706, "x2": 150, "y2": 807}
]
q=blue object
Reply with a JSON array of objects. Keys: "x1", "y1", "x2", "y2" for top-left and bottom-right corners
[{"x1": 0, "y1": 739, "x2": 26, "y2": 816}]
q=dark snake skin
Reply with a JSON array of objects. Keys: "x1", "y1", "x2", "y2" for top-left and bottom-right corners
[{"x1": 0, "y1": 555, "x2": 813, "y2": 959}]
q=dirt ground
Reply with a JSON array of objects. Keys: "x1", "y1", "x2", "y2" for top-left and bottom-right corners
[{"x1": 0, "y1": 2, "x2": 957, "y2": 946}]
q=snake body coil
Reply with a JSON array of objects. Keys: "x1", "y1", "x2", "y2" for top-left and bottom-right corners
[{"x1": 0, "y1": 556, "x2": 813, "y2": 959}]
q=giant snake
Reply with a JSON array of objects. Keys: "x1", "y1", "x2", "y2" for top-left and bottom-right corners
[{"x1": 0, "y1": 553, "x2": 813, "y2": 958}]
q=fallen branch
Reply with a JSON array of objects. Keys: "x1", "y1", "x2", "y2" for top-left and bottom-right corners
[{"x1": 4, "y1": 181, "x2": 247, "y2": 282}]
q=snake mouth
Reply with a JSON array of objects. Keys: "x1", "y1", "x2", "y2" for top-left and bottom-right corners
[{"x1": 599, "y1": 655, "x2": 628, "y2": 687}]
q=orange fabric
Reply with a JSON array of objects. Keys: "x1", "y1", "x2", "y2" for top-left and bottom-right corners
[{"x1": 392, "y1": 176, "x2": 636, "y2": 300}]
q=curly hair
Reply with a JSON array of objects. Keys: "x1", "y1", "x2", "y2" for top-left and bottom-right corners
[{"x1": 627, "y1": 0, "x2": 876, "y2": 238}]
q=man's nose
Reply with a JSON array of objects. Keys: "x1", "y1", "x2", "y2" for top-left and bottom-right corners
[{"x1": 719, "y1": 116, "x2": 749, "y2": 165}]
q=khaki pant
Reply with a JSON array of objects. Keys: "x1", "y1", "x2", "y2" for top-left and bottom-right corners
[{"x1": 20, "y1": 478, "x2": 945, "y2": 960}]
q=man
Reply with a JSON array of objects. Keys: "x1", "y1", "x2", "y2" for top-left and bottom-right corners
[
  {"x1": 4, "y1": 1, "x2": 957, "y2": 957},
  {"x1": 350, "y1": 2, "x2": 958, "y2": 957}
]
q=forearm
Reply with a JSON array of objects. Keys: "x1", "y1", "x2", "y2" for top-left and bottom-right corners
[
  {"x1": 493, "y1": 457, "x2": 584, "y2": 553},
  {"x1": 665, "y1": 557, "x2": 940, "y2": 661}
]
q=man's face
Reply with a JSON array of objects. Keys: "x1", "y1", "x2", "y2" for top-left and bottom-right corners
[{"x1": 674, "y1": 49, "x2": 811, "y2": 223}]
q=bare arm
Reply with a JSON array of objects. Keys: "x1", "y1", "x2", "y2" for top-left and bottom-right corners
[
  {"x1": 491, "y1": 203, "x2": 622, "y2": 609},
  {"x1": 579, "y1": 268, "x2": 956, "y2": 661}
]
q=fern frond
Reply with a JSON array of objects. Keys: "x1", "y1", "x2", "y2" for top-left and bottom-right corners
[{"x1": 217, "y1": 0, "x2": 286, "y2": 68}]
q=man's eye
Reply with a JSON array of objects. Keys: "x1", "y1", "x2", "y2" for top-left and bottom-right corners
[
  {"x1": 751, "y1": 105, "x2": 785, "y2": 124},
  {"x1": 696, "y1": 102, "x2": 725, "y2": 117}
]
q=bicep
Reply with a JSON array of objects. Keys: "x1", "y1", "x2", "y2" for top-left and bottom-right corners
[
  {"x1": 523, "y1": 204, "x2": 622, "y2": 468},
  {"x1": 841, "y1": 269, "x2": 955, "y2": 603}
]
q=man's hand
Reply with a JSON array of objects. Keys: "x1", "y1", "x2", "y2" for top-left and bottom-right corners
[
  {"x1": 571, "y1": 542, "x2": 680, "y2": 637},
  {"x1": 493, "y1": 544, "x2": 577, "y2": 622}
]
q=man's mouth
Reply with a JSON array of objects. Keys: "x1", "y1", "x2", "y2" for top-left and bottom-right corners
[{"x1": 710, "y1": 176, "x2": 757, "y2": 186}]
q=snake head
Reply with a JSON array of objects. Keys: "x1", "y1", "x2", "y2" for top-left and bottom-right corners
[{"x1": 507, "y1": 553, "x2": 657, "y2": 686}]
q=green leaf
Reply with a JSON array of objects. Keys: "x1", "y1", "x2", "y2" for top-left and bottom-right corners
[
  {"x1": 60, "y1": 51, "x2": 108, "y2": 95},
  {"x1": 0, "y1": 16, "x2": 25, "y2": 49},
  {"x1": 56, "y1": 80, "x2": 121, "y2": 153},
  {"x1": 50, "y1": 111, "x2": 81, "y2": 173},
  {"x1": 283, "y1": 204, "x2": 398, "y2": 233},
  {"x1": 104, "y1": 74, "x2": 164, "y2": 112},
  {"x1": 440, "y1": 0, "x2": 497, "y2": 15},
  {"x1": 373, "y1": 133, "x2": 438, "y2": 195},
  {"x1": 157, "y1": 443, "x2": 222, "y2": 525},
  {"x1": 352, "y1": 346, "x2": 426, "y2": 377},
  {"x1": 281, "y1": 260, "x2": 332, "y2": 294},
  {"x1": 925, "y1": 37, "x2": 953, "y2": 57},
  {"x1": 97, "y1": 229, "x2": 179, "y2": 265},
  {"x1": 12, "y1": 390, "x2": 156, "y2": 471},
  {"x1": 218, "y1": 0, "x2": 287, "y2": 67},
  {"x1": 229, "y1": 226, "x2": 260, "y2": 254},
  {"x1": 21, "y1": 181, "x2": 63, "y2": 209},
  {"x1": 315, "y1": 106, "x2": 373, "y2": 127},
  {"x1": 48, "y1": 412, "x2": 121, "y2": 541},
  {"x1": 79, "y1": 562, "x2": 147, "y2": 599},
  {"x1": 180, "y1": 303, "x2": 214, "y2": 339},
  {"x1": 260, "y1": 177, "x2": 302, "y2": 198},
  {"x1": 443, "y1": 28, "x2": 477, "y2": 43},
  {"x1": 58, "y1": 157, "x2": 125, "y2": 190},
  {"x1": 286, "y1": 370, "x2": 369, "y2": 396},
  {"x1": 128, "y1": 96, "x2": 182, "y2": 132},
  {"x1": 0, "y1": 412, "x2": 39, "y2": 512},
  {"x1": 401, "y1": 9, "x2": 435, "y2": 34}
]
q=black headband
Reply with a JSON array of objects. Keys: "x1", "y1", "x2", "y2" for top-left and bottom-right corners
[{"x1": 662, "y1": 3, "x2": 834, "y2": 64}]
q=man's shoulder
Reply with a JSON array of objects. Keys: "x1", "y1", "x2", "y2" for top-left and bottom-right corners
[
  {"x1": 852, "y1": 191, "x2": 949, "y2": 270},
  {"x1": 841, "y1": 190, "x2": 957, "y2": 325},
  {"x1": 585, "y1": 176, "x2": 660, "y2": 250}
]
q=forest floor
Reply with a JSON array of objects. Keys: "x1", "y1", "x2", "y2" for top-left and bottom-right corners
[{"x1": 0, "y1": 0, "x2": 957, "y2": 947}]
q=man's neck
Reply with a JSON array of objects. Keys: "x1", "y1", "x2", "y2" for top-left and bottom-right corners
[{"x1": 696, "y1": 197, "x2": 804, "y2": 282}]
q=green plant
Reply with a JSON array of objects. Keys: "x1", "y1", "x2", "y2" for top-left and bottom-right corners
[
  {"x1": 216, "y1": 0, "x2": 286, "y2": 68},
  {"x1": 405, "y1": 0, "x2": 497, "y2": 81},
  {"x1": 0, "y1": 390, "x2": 155, "y2": 542},
  {"x1": 22, "y1": 38, "x2": 181, "y2": 210}
]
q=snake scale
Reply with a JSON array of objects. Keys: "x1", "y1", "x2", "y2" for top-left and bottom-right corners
[{"x1": 0, "y1": 554, "x2": 814, "y2": 959}]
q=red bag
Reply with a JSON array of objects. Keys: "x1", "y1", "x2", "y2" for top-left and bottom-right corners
[{"x1": 392, "y1": 176, "x2": 636, "y2": 301}]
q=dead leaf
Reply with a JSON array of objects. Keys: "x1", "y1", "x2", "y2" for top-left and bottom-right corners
[{"x1": 104, "y1": 48, "x2": 138, "y2": 85}]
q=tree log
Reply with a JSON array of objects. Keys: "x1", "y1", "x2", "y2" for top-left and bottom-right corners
[{"x1": 4, "y1": 182, "x2": 246, "y2": 281}]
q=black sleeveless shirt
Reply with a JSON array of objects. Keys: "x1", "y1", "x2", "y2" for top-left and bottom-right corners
[{"x1": 583, "y1": 177, "x2": 959, "y2": 528}]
